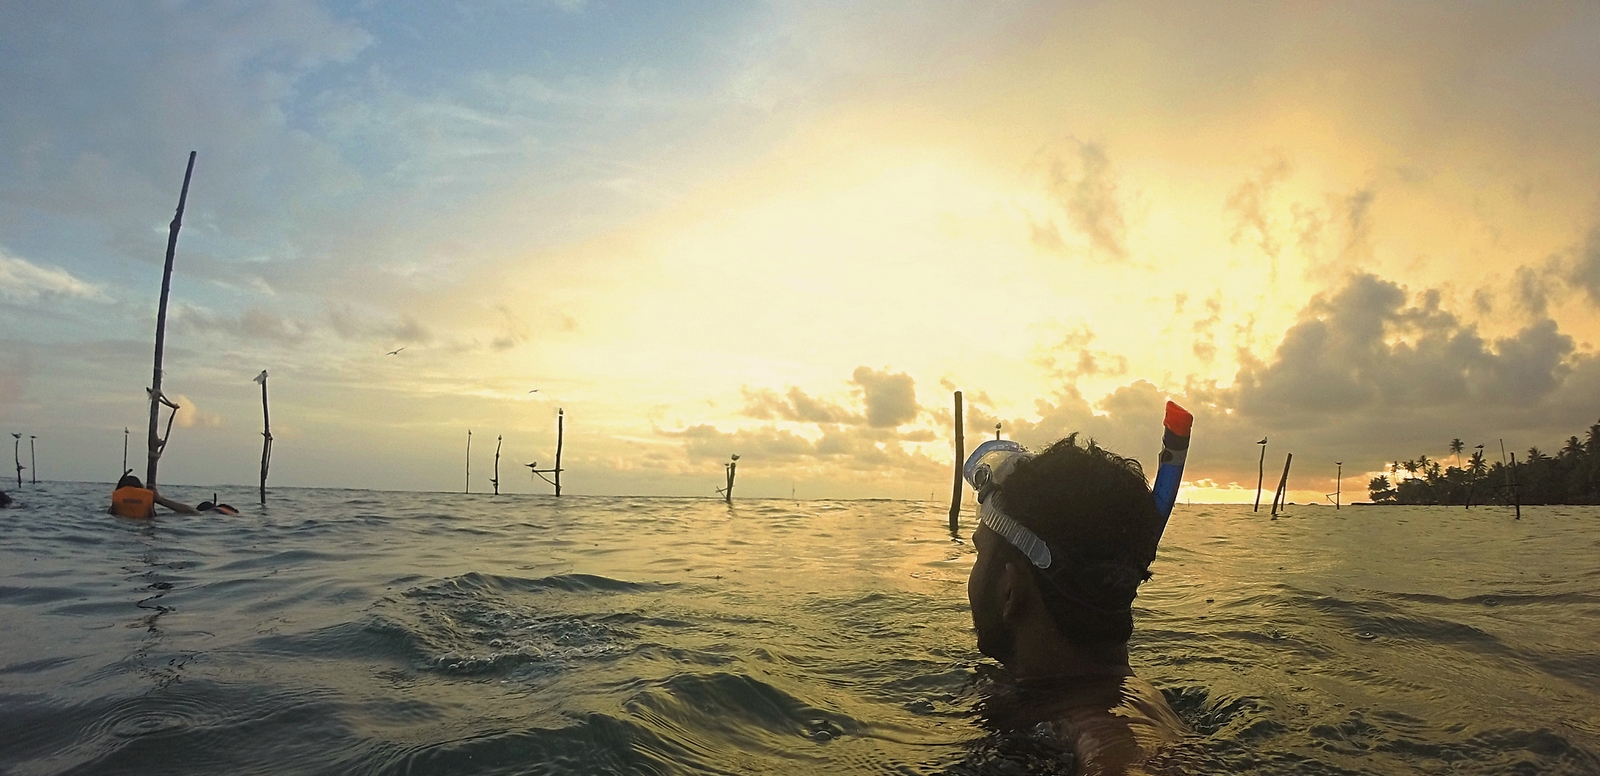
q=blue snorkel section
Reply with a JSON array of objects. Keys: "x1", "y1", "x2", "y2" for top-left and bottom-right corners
[{"x1": 1152, "y1": 401, "x2": 1193, "y2": 543}]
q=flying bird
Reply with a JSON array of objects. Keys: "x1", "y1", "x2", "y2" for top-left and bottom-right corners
[
  {"x1": 528, "y1": 389, "x2": 539, "y2": 393},
  {"x1": 386, "y1": 348, "x2": 405, "y2": 356}
]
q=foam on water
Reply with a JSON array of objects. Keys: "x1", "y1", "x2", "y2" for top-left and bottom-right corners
[{"x1": 1, "y1": 483, "x2": 1597, "y2": 774}]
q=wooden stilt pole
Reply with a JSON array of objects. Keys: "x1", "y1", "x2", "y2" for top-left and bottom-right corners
[
  {"x1": 949, "y1": 391, "x2": 964, "y2": 534},
  {"x1": 524, "y1": 409, "x2": 566, "y2": 496},
  {"x1": 146, "y1": 151, "x2": 196, "y2": 488},
  {"x1": 1334, "y1": 461, "x2": 1342, "y2": 510},
  {"x1": 724, "y1": 456, "x2": 737, "y2": 503},
  {"x1": 1254, "y1": 439, "x2": 1267, "y2": 512},
  {"x1": 29, "y1": 435, "x2": 36, "y2": 484},
  {"x1": 1509, "y1": 451, "x2": 1521, "y2": 520},
  {"x1": 122, "y1": 427, "x2": 129, "y2": 476},
  {"x1": 465, "y1": 430, "x2": 472, "y2": 494},
  {"x1": 492, "y1": 435, "x2": 502, "y2": 495},
  {"x1": 1271, "y1": 453, "x2": 1293, "y2": 517},
  {"x1": 255, "y1": 370, "x2": 271, "y2": 505},
  {"x1": 11, "y1": 434, "x2": 20, "y2": 489}
]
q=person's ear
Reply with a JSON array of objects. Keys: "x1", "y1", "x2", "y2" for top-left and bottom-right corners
[{"x1": 999, "y1": 560, "x2": 1030, "y2": 622}]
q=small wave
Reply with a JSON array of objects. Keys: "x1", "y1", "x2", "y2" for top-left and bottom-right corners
[
  {"x1": 410, "y1": 571, "x2": 677, "y2": 597},
  {"x1": 625, "y1": 671, "x2": 862, "y2": 752}
]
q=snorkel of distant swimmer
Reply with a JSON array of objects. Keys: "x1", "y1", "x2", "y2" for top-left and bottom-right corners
[{"x1": 962, "y1": 401, "x2": 1194, "y2": 564}]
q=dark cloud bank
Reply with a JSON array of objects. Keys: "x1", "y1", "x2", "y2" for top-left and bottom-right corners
[{"x1": 997, "y1": 273, "x2": 1598, "y2": 484}]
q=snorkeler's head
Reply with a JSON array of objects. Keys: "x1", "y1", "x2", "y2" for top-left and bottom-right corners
[
  {"x1": 116, "y1": 474, "x2": 144, "y2": 489},
  {"x1": 968, "y1": 434, "x2": 1160, "y2": 655}
]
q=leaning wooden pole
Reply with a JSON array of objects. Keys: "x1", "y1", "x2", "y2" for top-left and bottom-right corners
[
  {"x1": 1271, "y1": 453, "x2": 1293, "y2": 516},
  {"x1": 724, "y1": 457, "x2": 737, "y2": 503},
  {"x1": 146, "y1": 151, "x2": 197, "y2": 488},
  {"x1": 492, "y1": 435, "x2": 502, "y2": 495},
  {"x1": 1254, "y1": 441, "x2": 1267, "y2": 512},
  {"x1": 948, "y1": 391, "x2": 964, "y2": 533},
  {"x1": 11, "y1": 434, "x2": 20, "y2": 489},
  {"x1": 29, "y1": 436, "x2": 37, "y2": 484},
  {"x1": 255, "y1": 370, "x2": 272, "y2": 505}
]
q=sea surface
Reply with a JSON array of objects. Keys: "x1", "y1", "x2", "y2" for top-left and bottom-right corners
[{"x1": 2, "y1": 482, "x2": 1597, "y2": 775}]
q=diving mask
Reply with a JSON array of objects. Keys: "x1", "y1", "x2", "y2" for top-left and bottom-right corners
[{"x1": 963, "y1": 440, "x2": 1053, "y2": 569}]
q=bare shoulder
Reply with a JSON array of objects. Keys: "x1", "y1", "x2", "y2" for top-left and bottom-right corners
[{"x1": 1051, "y1": 675, "x2": 1188, "y2": 775}]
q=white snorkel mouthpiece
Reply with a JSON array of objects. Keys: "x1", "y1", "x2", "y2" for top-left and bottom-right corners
[{"x1": 963, "y1": 440, "x2": 1053, "y2": 570}]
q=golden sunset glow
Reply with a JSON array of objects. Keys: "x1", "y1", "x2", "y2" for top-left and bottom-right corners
[{"x1": 4, "y1": 3, "x2": 1599, "y2": 501}]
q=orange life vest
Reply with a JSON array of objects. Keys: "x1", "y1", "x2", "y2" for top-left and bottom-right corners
[{"x1": 110, "y1": 486, "x2": 156, "y2": 518}]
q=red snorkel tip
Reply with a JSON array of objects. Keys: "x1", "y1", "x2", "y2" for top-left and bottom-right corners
[{"x1": 1163, "y1": 401, "x2": 1193, "y2": 437}]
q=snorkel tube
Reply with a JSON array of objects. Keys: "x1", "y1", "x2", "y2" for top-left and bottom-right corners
[
  {"x1": 1150, "y1": 400, "x2": 1193, "y2": 543},
  {"x1": 963, "y1": 402, "x2": 1192, "y2": 562}
]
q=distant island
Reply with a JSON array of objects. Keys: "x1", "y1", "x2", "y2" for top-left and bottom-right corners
[{"x1": 1368, "y1": 419, "x2": 1600, "y2": 506}]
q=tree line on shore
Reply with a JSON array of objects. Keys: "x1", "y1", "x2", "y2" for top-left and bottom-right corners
[{"x1": 1367, "y1": 418, "x2": 1600, "y2": 505}]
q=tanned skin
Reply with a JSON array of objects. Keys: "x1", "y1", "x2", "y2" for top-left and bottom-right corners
[{"x1": 968, "y1": 525, "x2": 1186, "y2": 775}]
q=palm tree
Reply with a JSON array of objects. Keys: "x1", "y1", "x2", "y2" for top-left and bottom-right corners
[
  {"x1": 1527, "y1": 447, "x2": 1547, "y2": 463},
  {"x1": 1450, "y1": 438, "x2": 1465, "y2": 467},
  {"x1": 1468, "y1": 450, "x2": 1487, "y2": 477},
  {"x1": 1562, "y1": 436, "x2": 1584, "y2": 460},
  {"x1": 1391, "y1": 460, "x2": 1402, "y2": 479},
  {"x1": 1403, "y1": 459, "x2": 1419, "y2": 480},
  {"x1": 1417, "y1": 454, "x2": 1432, "y2": 474}
]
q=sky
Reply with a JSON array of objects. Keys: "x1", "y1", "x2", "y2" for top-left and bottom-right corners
[{"x1": 3, "y1": 1, "x2": 1600, "y2": 502}]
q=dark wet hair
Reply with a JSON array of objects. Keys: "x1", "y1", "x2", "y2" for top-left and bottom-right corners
[
  {"x1": 996, "y1": 433, "x2": 1160, "y2": 647},
  {"x1": 0, "y1": 490, "x2": 11, "y2": 508},
  {"x1": 117, "y1": 474, "x2": 144, "y2": 489},
  {"x1": 197, "y1": 501, "x2": 215, "y2": 511}
]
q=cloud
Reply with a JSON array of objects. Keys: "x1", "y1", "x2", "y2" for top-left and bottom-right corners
[
  {"x1": 1041, "y1": 140, "x2": 1129, "y2": 261},
  {"x1": 1233, "y1": 273, "x2": 1575, "y2": 419},
  {"x1": 972, "y1": 272, "x2": 1600, "y2": 488},
  {"x1": 1030, "y1": 325, "x2": 1128, "y2": 381},
  {"x1": 0, "y1": 251, "x2": 103, "y2": 302},
  {"x1": 851, "y1": 366, "x2": 918, "y2": 428},
  {"x1": 1513, "y1": 256, "x2": 1568, "y2": 317},
  {"x1": 173, "y1": 304, "x2": 312, "y2": 345},
  {"x1": 490, "y1": 304, "x2": 531, "y2": 351},
  {"x1": 1224, "y1": 151, "x2": 1292, "y2": 259},
  {"x1": 326, "y1": 305, "x2": 433, "y2": 345},
  {"x1": 1191, "y1": 293, "x2": 1223, "y2": 363},
  {"x1": 741, "y1": 386, "x2": 861, "y2": 424},
  {"x1": 741, "y1": 367, "x2": 922, "y2": 429},
  {"x1": 169, "y1": 394, "x2": 225, "y2": 428},
  {"x1": 0, "y1": 343, "x2": 32, "y2": 409},
  {"x1": 665, "y1": 421, "x2": 946, "y2": 482},
  {"x1": 1574, "y1": 226, "x2": 1600, "y2": 307}
]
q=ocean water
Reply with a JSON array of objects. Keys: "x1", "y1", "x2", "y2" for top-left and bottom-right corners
[{"x1": 1, "y1": 483, "x2": 1597, "y2": 775}]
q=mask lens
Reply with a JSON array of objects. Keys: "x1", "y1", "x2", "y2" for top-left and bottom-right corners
[{"x1": 963, "y1": 439, "x2": 1028, "y2": 490}]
